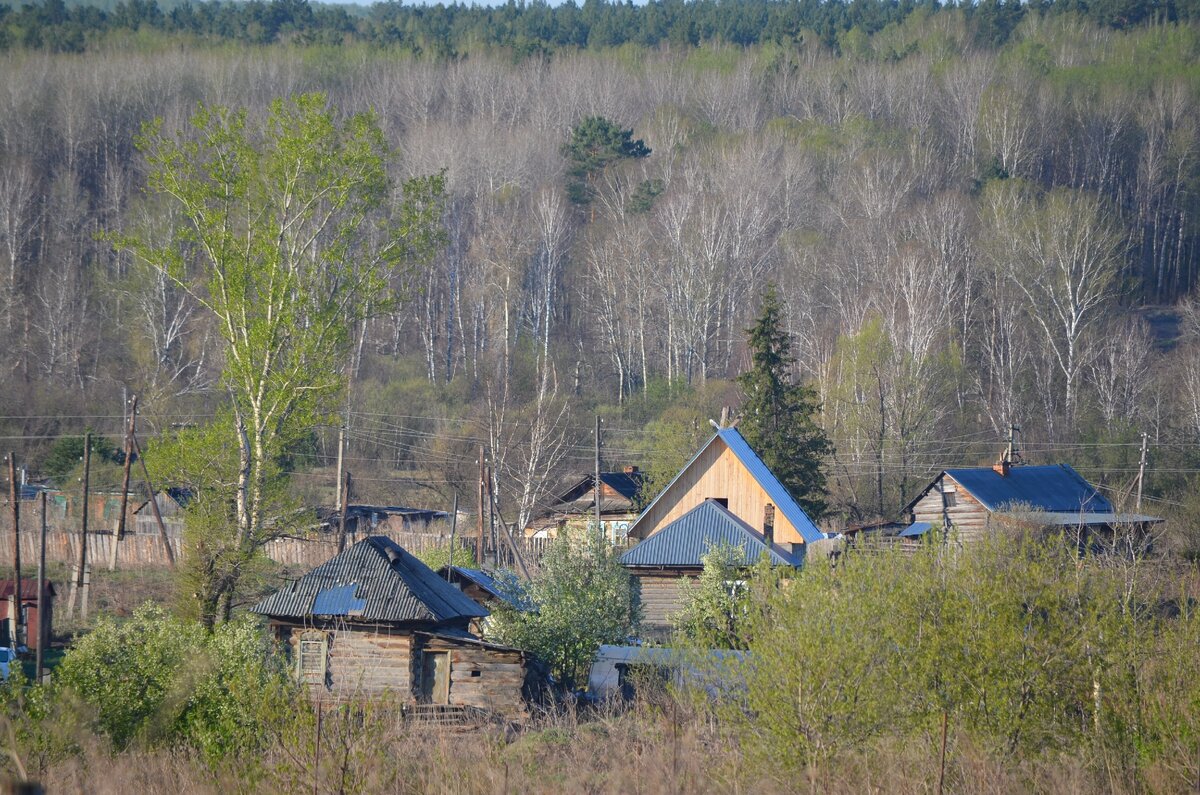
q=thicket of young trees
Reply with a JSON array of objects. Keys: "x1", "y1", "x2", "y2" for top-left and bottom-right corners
[{"x1": 1, "y1": 15, "x2": 1200, "y2": 544}]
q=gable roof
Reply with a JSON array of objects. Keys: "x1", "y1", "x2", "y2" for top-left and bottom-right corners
[
  {"x1": 621, "y1": 499, "x2": 803, "y2": 568},
  {"x1": 548, "y1": 471, "x2": 645, "y2": 506},
  {"x1": 252, "y1": 536, "x2": 488, "y2": 624},
  {"x1": 630, "y1": 427, "x2": 824, "y2": 544},
  {"x1": 941, "y1": 464, "x2": 1113, "y2": 513},
  {"x1": 437, "y1": 565, "x2": 530, "y2": 611}
]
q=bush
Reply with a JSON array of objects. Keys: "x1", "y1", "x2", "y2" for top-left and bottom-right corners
[
  {"x1": 53, "y1": 604, "x2": 296, "y2": 760},
  {"x1": 485, "y1": 526, "x2": 640, "y2": 688}
]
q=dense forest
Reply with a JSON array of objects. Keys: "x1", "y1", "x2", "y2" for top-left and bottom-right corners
[{"x1": 1, "y1": 6, "x2": 1200, "y2": 548}]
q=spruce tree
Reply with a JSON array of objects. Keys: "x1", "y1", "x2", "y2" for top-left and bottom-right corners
[{"x1": 736, "y1": 284, "x2": 832, "y2": 519}]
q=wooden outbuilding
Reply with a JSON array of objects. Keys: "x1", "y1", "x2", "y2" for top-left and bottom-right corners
[
  {"x1": 252, "y1": 536, "x2": 541, "y2": 721},
  {"x1": 0, "y1": 580, "x2": 54, "y2": 651}
]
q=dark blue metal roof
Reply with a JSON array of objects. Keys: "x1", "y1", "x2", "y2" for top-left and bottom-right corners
[
  {"x1": 621, "y1": 499, "x2": 802, "y2": 568},
  {"x1": 311, "y1": 584, "x2": 367, "y2": 615},
  {"x1": 899, "y1": 522, "x2": 933, "y2": 538},
  {"x1": 252, "y1": 536, "x2": 488, "y2": 624},
  {"x1": 945, "y1": 464, "x2": 1112, "y2": 513}
]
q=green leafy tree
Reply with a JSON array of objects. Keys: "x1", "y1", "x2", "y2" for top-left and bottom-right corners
[
  {"x1": 485, "y1": 526, "x2": 640, "y2": 688},
  {"x1": 736, "y1": 284, "x2": 832, "y2": 518},
  {"x1": 561, "y1": 115, "x2": 650, "y2": 205},
  {"x1": 40, "y1": 432, "x2": 122, "y2": 486},
  {"x1": 673, "y1": 543, "x2": 760, "y2": 650},
  {"x1": 117, "y1": 93, "x2": 445, "y2": 626}
]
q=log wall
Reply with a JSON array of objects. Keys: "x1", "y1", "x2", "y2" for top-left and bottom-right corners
[
  {"x1": 910, "y1": 475, "x2": 991, "y2": 544},
  {"x1": 634, "y1": 573, "x2": 693, "y2": 634}
]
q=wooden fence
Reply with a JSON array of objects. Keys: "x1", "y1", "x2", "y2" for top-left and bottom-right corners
[{"x1": 0, "y1": 527, "x2": 552, "y2": 572}]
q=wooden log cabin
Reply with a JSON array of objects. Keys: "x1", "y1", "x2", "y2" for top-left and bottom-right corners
[
  {"x1": 524, "y1": 467, "x2": 645, "y2": 541},
  {"x1": 902, "y1": 459, "x2": 1161, "y2": 547},
  {"x1": 252, "y1": 536, "x2": 540, "y2": 722}
]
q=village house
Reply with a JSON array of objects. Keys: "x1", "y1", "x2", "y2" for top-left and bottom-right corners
[
  {"x1": 901, "y1": 449, "x2": 1161, "y2": 549},
  {"x1": 252, "y1": 536, "x2": 540, "y2": 721},
  {"x1": 525, "y1": 467, "x2": 645, "y2": 542},
  {"x1": 620, "y1": 427, "x2": 823, "y2": 635},
  {"x1": 132, "y1": 488, "x2": 192, "y2": 538},
  {"x1": 312, "y1": 504, "x2": 449, "y2": 542}
]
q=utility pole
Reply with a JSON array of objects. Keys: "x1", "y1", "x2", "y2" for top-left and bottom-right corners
[
  {"x1": 110, "y1": 395, "x2": 137, "y2": 570},
  {"x1": 36, "y1": 491, "x2": 46, "y2": 682},
  {"x1": 132, "y1": 433, "x2": 176, "y2": 569},
  {"x1": 334, "y1": 424, "x2": 346, "y2": 512},
  {"x1": 477, "y1": 444, "x2": 485, "y2": 564},
  {"x1": 70, "y1": 433, "x2": 91, "y2": 618},
  {"x1": 336, "y1": 472, "x2": 352, "y2": 554},
  {"x1": 1005, "y1": 424, "x2": 1021, "y2": 464},
  {"x1": 594, "y1": 415, "x2": 602, "y2": 537},
  {"x1": 446, "y1": 492, "x2": 458, "y2": 579},
  {"x1": 7, "y1": 452, "x2": 22, "y2": 647},
  {"x1": 1136, "y1": 432, "x2": 1149, "y2": 512}
]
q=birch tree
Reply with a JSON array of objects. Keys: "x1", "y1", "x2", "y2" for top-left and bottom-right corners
[{"x1": 118, "y1": 94, "x2": 445, "y2": 625}]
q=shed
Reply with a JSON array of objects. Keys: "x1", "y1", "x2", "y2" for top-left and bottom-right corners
[
  {"x1": 0, "y1": 580, "x2": 55, "y2": 651},
  {"x1": 252, "y1": 536, "x2": 539, "y2": 721},
  {"x1": 621, "y1": 499, "x2": 803, "y2": 636}
]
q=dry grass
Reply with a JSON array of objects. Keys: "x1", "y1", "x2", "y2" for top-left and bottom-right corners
[{"x1": 24, "y1": 697, "x2": 1195, "y2": 795}]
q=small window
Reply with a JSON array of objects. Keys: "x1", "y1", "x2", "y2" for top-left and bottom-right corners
[
  {"x1": 470, "y1": 669, "x2": 482, "y2": 678},
  {"x1": 944, "y1": 492, "x2": 958, "y2": 508},
  {"x1": 298, "y1": 631, "x2": 328, "y2": 685},
  {"x1": 708, "y1": 498, "x2": 729, "y2": 508}
]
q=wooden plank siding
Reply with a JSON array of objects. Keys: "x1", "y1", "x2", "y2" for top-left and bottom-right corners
[
  {"x1": 910, "y1": 474, "x2": 992, "y2": 545},
  {"x1": 632, "y1": 438, "x2": 805, "y2": 545},
  {"x1": 276, "y1": 622, "x2": 529, "y2": 720},
  {"x1": 634, "y1": 573, "x2": 694, "y2": 635}
]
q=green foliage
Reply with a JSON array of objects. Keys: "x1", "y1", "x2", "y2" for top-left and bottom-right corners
[
  {"x1": 719, "y1": 535, "x2": 1183, "y2": 779},
  {"x1": 625, "y1": 177, "x2": 664, "y2": 214},
  {"x1": 736, "y1": 284, "x2": 832, "y2": 519},
  {"x1": 41, "y1": 432, "x2": 121, "y2": 486},
  {"x1": 410, "y1": 542, "x2": 477, "y2": 573},
  {"x1": 53, "y1": 604, "x2": 295, "y2": 759},
  {"x1": 485, "y1": 526, "x2": 640, "y2": 688},
  {"x1": 118, "y1": 93, "x2": 445, "y2": 625},
  {"x1": 562, "y1": 115, "x2": 650, "y2": 204},
  {"x1": 672, "y1": 543, "x2": 774, "y2": 650}
]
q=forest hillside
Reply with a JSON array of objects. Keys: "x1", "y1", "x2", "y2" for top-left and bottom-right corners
[{"x1": 1, "y1": 6, "x2": 1199, "y2": 548}]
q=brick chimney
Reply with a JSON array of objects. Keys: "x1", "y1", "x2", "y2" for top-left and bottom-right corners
[{"x1": 992, "y1": 459, "x2": 1010, "y2": 477}]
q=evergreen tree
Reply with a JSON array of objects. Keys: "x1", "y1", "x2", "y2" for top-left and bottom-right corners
[{"x1": 736, "y1": 284, "x2": 832, "y2": 519}]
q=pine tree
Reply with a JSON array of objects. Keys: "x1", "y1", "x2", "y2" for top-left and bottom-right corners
[{"x1": 736, "y1": 284, "x2": 832, "y2": 519}]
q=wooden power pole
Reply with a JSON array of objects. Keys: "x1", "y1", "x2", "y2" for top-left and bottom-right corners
[
  {"x1": 594, "y1": 415, "x2": 602, "y2": 537},
  {"x1": 1136, "y1": 432, "x2": 1149, "y2": 512},
  {"x1": 110, "y1": 395, "x2": 138, "y2": 570},
  {"x1": 477, "y1": 444, "x2": 485, "y2": 564},
  {"x1": 36, "y1": 491, "x2": 46, "y2": 682},
  {"x1": 336, "y1": 472, "x2": 352, "y2": 554},
  {"x1": 132, "y1": 433, "x2": 176, "y2": 569},
  {"x1": 70, "y1": 433, "x2": 91, "y2": 619},
  {"x1": 7, "y1": 452, "x2": 22, "y2": 646}
]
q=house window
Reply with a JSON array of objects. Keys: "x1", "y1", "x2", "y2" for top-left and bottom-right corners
[
  {"x1": 297, "y1": 631, "x2": 328, "y2": 685},
  {"x1": 709, "y1": 498, "x2": 729, "y2": 508},
  {"x1": 763, "y1": 504, "x2": 775, "y2": 543}
]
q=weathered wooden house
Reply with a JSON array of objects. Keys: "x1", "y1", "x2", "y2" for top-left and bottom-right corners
[
  {"x1": 621, "y1": 499, "x2": 802, "y2": 636},
  {"x1": 0, "y1": 579, "x2": 54, "y2": 651},
  {"x1": 252, "y1": 536, "x2": 540, "y2": 721},
  {"x1": 132, "y1": 488, "x2": 192, "y2": 537},
  {"x1": 627, "y1": 427, "x2": 825, "y2": 553},
  {"x1": 902, "y1": 459, "x2": 1161, "y2": 546},
  {"x1": 525, "y1": 467, "x2": 645, "y2": 541},
  {"x1": 312, "y1": 504, "x2": 449, "y2": 542}
]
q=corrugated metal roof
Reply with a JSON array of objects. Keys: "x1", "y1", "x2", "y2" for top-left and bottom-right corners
[
  {"x1": 252, "y1": 536, "x2": 488, "y2": 624},
  {"x1": 899, "y1": 522, "x2": 933, "y2": 538},
  {"x1": 628, "y1": 427, "x2": 823, "y2": 545},
  {"x1": 945, "y1": 464, "x2": 1113, "y2": 513},
  {"x1": 438, "y1": 566, "x2": 531, "y2": 611},
  {"x1": 621, "y1": 499, "x2": 803, "y2": 568},
  {"x1": 1009, "y1": 511, "x2": 1162, "y2": 527}
]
